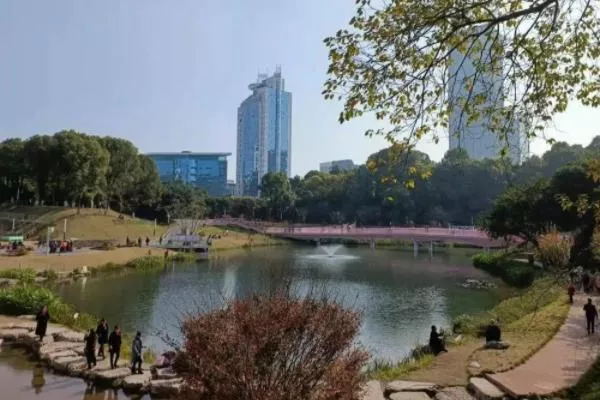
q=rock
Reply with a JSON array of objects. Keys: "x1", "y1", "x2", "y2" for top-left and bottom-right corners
[
  {"x1": 46, "y1": 349, "x2": 78, "y2": 361},
  {"x1": 0, "y1": 321, "x2": 14, "y2": 329},
  {"x1": 34, "y1": 276, "x2": 48, "y2": 283},
  {"x1": 89, "y1": 367, "x2": 132, "y2": 383},
  {"x1": 361, "y1": 380, "x2": 385, "y2": 400},
  {"x1": 122, "y1": 371, "x2": 152, "y2": 392},
  {"x1": 469, "y1": 361, "x2": 481, "y2": 369},
  {"x1": 153, "y1": 367, "x2": 178, "y2": 380},
  {"x1": 54, "y1": 330, "x2": 85, "y2": 342},
  {"x1": 45, "y1": 325, "x2": 68, "y2": 335},
  {"x1": 38, "y1": 341, "x2": 82, "y2": 359},
  {"x1": 17, "y1": 331, "x2": 38, "y2": 346},
  {"x1": 0, "y1": 328, "x2": 29, "y2": 341},
  {"x1": 389, "y1": 393, "x2": 431, "y2": 400},
  {"x1": 17, "y1": 315, "x2": 36, "y2": 320},
  {"x1": 150, "y1": 378, "x2": 183, "y2": 397},
  {"x1": 0, "y1": 278, "x2": 19, "y2": 286},
  {"x1": 468, "y1": 377, "x2": 505, "y2": 400},
  {"x1": 11, "y1": 321, "x2": 37, "y2": 331},
  {"x1": 67, "y1": 359, "x2": 89, "y2": 377},
  {"x1": 385, "y1": 381, "x2": 439, "y2": 397},
  {"x1": 435, "y1": 387, "x2": 475, "y2": 400},
  {"x1": 52, "y1": 355, "x2": 87, "y2": 374}
]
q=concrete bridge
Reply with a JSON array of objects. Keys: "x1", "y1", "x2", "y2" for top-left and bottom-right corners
[{"x1": 204, "y1": 218, "x2": 513, "y2": 251}]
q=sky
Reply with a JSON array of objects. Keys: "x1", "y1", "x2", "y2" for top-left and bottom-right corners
[{"x1": 0, "y1": 0, "x2": 598, "y2": 181}]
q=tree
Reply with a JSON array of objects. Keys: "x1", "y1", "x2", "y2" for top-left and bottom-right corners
[
  {"x1": 324, "y1": 0, "x2": 600, "y2": 172},
  {"x1": 22, "y1": 135, "x2": 56, "y2": 203},
  {"x1": 101, "y1": 137, "x2": 141, "y2": 211},
  {"x1": 127, "y1": 155, "x2": 162, "y2": 209},
  {"x1": 260, "y1": 172, "x2": 296, "y2": 221},
  {"x1": 0, "y1": 138, "x2": 28, "y2": 203}
]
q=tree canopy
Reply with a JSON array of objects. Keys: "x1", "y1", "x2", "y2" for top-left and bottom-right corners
[{"x1": 324, "y1": 0, "x2": 600, "y2": 169}]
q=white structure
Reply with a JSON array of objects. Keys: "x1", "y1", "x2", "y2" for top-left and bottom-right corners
[{"x1": 448, "y1": 29, "x2": 523, "y2": 164}]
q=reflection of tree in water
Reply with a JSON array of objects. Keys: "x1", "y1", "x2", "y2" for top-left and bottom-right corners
[{"x1": 31, "y1": 364, "x2": 45, "y2": 394}]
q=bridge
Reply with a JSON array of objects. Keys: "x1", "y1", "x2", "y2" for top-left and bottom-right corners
[{"x1": 204, "y1": 218, "x2": 513, "y2": 250}]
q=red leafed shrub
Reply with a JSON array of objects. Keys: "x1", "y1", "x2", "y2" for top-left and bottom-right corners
[{"x1": 174, "y1": 289, "x2": 369, "y2": 400}]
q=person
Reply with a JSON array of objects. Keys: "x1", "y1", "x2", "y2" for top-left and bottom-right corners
[
  {"x1": 96, "y1": 318, "x2": 109, "y2": 358},
  {"x1": 131, "y1": 331, "x2": 143, "y2": 374},
  {"x1": 484, "y1": 320, "x2": 510, "y2": 349},
  {"x1": 108, "y1": 325, "x2": 122, "y2": 369},
  {"x1": 84, "y1": 328, "x2": 97, "y2": 369},
  {"x1": 159, "y1": 235, "x2": 163, "y2": 245},
  {"x1": 429, "y1": 325, "x2": 447, "y2": 355},
  {"x1": 145, "y1": 237, "x2": 150, "y2": 247},
  {"x1": 35, "y1": 305, "x2": 50, "y2": 342},
  {"x1": 568, "y1": 283, "x2": 576, "y2": 304},
  {"x1": 583, "y1": 272, "x2": 591, "y2": 294},
  {"x1": 584, "y1": 298, "x2": 598, "y2": 335},
  {"x1": 126, "y1": 236, "x2": 130, "y2": 247}
]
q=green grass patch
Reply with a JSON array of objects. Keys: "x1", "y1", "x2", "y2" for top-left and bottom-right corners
[
  {"x1": 472, "y1": 251, "x2": 537, "y2": 287},
  {"x1": 367, "y1": 350, "x2": 435, "y2": 381},
  {"x1": 0, "y1": 268, "x2": 37, "y2": 283}
]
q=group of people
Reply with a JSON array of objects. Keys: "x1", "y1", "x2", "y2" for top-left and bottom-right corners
[
  {"x1": 428, "y1": 319, "x2": 509, "y2": 356},
  {"x1": 46, "y1": 239, "x2": 73, "y2": 254},
  {"x1": 35, "y1": 306, "x2": 144, "y2": 374},
  {"x1": 126, "y1": 236, "x2": 151, "y2": 248}
]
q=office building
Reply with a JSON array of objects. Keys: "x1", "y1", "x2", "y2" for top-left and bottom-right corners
[
  {"x1": 448, "y1": 28, "x2": 523, "y2": 164},
  {"x1": 147, "y1": 151, "x2": 231, "y2": 197},
  {"x1": 319, "y1": 159, "x2": 356, "y2": 173},
  {"x1": 236, "y1": 67, "x2": 292, "y2": 196}
]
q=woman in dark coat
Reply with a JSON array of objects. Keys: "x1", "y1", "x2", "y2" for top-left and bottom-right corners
[
  {"x1": 84, "y1": 329, "x2": 97, "y2": 369},
  {"x1": 35, "y1": 305, "x2": 50, "y2": 342},
  {"x1": 96, "y1": 318, "x2": 109, "y2": 358}
]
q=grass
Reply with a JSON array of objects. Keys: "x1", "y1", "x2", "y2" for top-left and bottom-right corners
[
  {"x1": 562, "y1": 358, "x2": 600, "y2": 400},
  {"x1": 0, "y1": 268, "x2": 37, "y2": 283},
  {"x1": 368, "y1": 278, "x2": 570, "y2": 385},
  {"x1": 472, "y1": 251, "x2": 537, "y2": 287},
  {"x1": 198, "y1": 225, "x2": 287, "y2": 251}
]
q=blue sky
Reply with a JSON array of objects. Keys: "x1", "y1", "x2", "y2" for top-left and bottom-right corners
[{"x1": 0, "y1": 0, "x2": 598, "y2": 180}]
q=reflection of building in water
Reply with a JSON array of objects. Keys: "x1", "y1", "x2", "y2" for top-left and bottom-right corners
[{"x1": 222, "y1": 267, "x2": 238, "y2": 300}]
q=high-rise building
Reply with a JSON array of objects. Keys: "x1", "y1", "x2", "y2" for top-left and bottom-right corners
[
  {"x1": 319, "y1": 159, "x2": 356, "y2": 173},
  {"x1": 448, "y1": 29, "x2": 523, "y2": 164},
  {"x1": 236, "y1": 67, "x2": 292, "y2": 196},
  {"x1": 147, "y1": 151, "x2": 231, "y2": 197}
]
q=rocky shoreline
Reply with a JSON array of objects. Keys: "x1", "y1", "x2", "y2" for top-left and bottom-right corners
[{"x1": 0, "y1": 315, "x2": 182, "y2": 398}]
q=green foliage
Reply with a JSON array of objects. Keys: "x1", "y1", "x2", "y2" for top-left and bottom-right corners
[
  {"x1": 0, "y1": 268, "x2": 36, "y2": 283},
  {"x1": 0, "y1": 285, "x2": 56, "y2": 315},
  {"x1": 368, "y1": 351, "x2": 435, "y2": 381},
  {"x1": 536, "y1": 230, "x2": 572, "y2": 269},
  {"x1": 472, "y1": 252, "x2": 536, "y2": 287},
  {"x1": 323, "y1": 0, "x2": 600, "y2": 165},
  {"x1": 260, "y1": 172, "x2": 296, "y2": 220}
]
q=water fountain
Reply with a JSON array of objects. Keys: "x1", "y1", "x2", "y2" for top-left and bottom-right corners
[
  {"x1": 319, "y1": 244, "x2": 342, "y2": 258},
  {"x1": 303, "y1": 244, "x2": 359, "y2": 261}
]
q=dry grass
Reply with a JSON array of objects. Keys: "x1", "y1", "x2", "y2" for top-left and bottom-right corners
[
  {"x1": 198, "y1": 226, "x2": 286, "y2": 251},
  {"x1": 0, "y1": 247, "x2": 151, "y2": 272}
]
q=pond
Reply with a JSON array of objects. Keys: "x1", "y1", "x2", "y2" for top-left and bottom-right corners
[{"x1": 51, "y1": 245, "x2": 505, "y2": 362}]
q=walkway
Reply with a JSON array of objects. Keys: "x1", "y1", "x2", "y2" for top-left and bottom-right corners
[{"x1": 487, "y1": 295, "x2": 600, "y2": 397}]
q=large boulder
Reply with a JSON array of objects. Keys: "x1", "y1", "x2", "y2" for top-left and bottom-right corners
[
  {"x1": 385, "y1": 381, "x2": 439, "y2": 397},
  {"x1": 38, "y1": 341, "x2": 82, "y2": 359},
  {"x1": 0, "y1": 328, "x2": 29, "y2": 341},
  {"x1": 11, "y1": 321, "x2": 37, "y2": 331},
  {"x1": 152, "y1": 367, "x2": 178, "y2": 380},
  {"x1": 389, "y1": 393, "x2": 431, "y2": 400},
  {"x1": 89, "y1": 367, "x2": 132, "y2": 384},
  {"x1": 54, "y1": 330, "x2": 85, "y2": 342},
  {"x1": 149, "y1": 378, "x2": 183, "y2": 397},
  {"x1": 17, "y1": 331, "x2": 39, "y2": 346},
  {"x1": 361, "y1": 380, "x2": 385, "y2": 400},
  {"x1": 122, "y1": 371, "x2": 152, "y2": 392},
  {"x1": 52, "y1": 355, "x2": 87, "y2": 374}
]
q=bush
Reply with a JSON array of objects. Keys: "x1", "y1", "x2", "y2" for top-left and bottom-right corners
[
  {"x1": 472, "y1": 252, "x2": 536, "y2": 287},
  {"x1": 175, "y1": 289, "x2": 369, "y2": 399},
  {"x1": 536, "y1": 229, "x2": 572, "y2": 269},
  {"x1": 0, "y1": 268, "x2": 37, "y2": 283}
]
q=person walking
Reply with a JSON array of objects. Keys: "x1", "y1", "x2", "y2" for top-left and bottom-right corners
[
  {"x1": 568, "y1": 283, "x2": 576, "y2": 304},
  {"x1": 108, "y1": 325, "x2": 122, "y2": 369},
  {"x1": 584, "y1": 298, "x2": 598, "y2": 335},
  {"x1": 131, "y1": 331, "x2": 143, "y2": 374},
  {"x1": 84, "y1": 329, "x2": 97, "y2": 369},
  {"x1": 137, "y1": 237, "x2": 142, "y2": 247},
  {"x1": 35, "y1": 305, "x2": 50, "y2": 342},
  {"x1": 145, "y1": 237, "x2": 150, "y2": 247},
  {"x1": 96, "y1": 318, "x2": 109, "y2": 359}
]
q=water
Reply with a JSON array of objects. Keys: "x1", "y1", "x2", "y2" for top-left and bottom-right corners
[{"x1": 49, "y1": 246, "x2": 503, "y2": 361}]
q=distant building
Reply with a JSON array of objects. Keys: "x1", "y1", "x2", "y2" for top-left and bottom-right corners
[
  {"x1": 236, "y1": 67, "x2": 292, "y2": 196},
  {"x1": 146, "y1": 151, "x2": 231, "y2": 197},
  {"x1": 319, "y1": 159, "x2": 356, "y2": 173},
  {"x1": 227, "y1": 180, "x2": 236, "y2": 196},
  {"x1": 448, "y1": 27, "x2": 523, "y2": 164}
]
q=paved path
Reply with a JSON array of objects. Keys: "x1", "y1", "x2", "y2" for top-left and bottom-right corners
[{"x1": 487, "y1": 295, "x2": 600, "y2": 397}]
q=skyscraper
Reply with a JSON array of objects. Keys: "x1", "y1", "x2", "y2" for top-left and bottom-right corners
[
  {"x1": 448, "y1": 29, "x2": 523, "y2": 164},
  {"x1": 236, "y1": 67, "x2": 292, "y2": 196}
]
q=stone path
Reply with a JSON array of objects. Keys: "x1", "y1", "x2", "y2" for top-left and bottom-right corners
[
  {"x1": 0, "y1": 315, "x2": 182, "y2": 397},
  {"x1": 487, "y1": 295, "x2": 600, "y2": 397}
]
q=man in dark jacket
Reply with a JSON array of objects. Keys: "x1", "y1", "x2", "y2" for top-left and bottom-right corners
[
  {"x1": 84, "y1": 329, "x2": 97, "y2": 369},
  {"x1": 584, "y1": 298, "x2": 598, "y2": 335},
  {"x1": 108, "y1": 325, "x2": 122, "y2": 369},
  {"x1": 131, "y1": 331, "x2": 143, "y2": 374},
  {"x1": 96, "y1": 318, "x2": 109, "y2": 358}
]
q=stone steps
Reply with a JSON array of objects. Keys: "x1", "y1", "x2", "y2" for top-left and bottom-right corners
[
  {"x1": 364, "y1": 380, "x2": 479, "y2": 400},
  {"x1": 0, "y1": 320, "x2": 182, "y2": 398}
]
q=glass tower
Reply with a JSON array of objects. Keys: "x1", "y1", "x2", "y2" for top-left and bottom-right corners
[{"x1": 236, "y1": 67, "x2": 292, "y2": 196}]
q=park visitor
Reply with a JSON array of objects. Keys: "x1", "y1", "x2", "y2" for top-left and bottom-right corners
[
  {"x1": 137, "y1": 237, "x2": 142, "y2": 247},
  {"x1": 429, "y1": 325, "x2": 447, "y2": 355},
  {"x1": 35, "y1": 305, "x2": 50, "y2": 342},
  {"x1": 584, "y1": 298, "x2": 598, "y2": 335},
  {"x1": 568, "y1": 283, "x2": 576, "y2": 304},
  {"x1": 108, "y1": 325, "x2": 122, "y2": 369},
  {"x1": 96, "y1": 318, "x2": 109, "y2": 358},
  {"x1": 131, "y1": 331, "x2": 143, "y2": 374},
  {"x1": 145, "y1": 237, "x2": 150, "y2": 246},
  {"x1": 484, "y1": 320, "x2": 510, "y2": 349},
  {"x1": 84, "y1": 329, "x2": 97, "y2": 369}
]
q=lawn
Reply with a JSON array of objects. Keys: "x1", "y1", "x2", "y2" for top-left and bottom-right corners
[{"x1": 198, "y1": 225, "x2": 287, "y2": 251}]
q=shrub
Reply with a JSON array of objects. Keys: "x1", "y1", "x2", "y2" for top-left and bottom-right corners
[
  {"x1": 0, "y1": 268, "x2": 37, "y2": 283},
  {"x1": 175, "y1": 289, "x2": 369, "y2": 399},
  {"x1": 0, "y1": 285, "x2": 56, "y2": 315},
  {"x1": 536, "y1": 229, "x2": 572, "y2": 269},
  {"x1": 472, "y1": 252, "x2": 536, "y2": 287}
]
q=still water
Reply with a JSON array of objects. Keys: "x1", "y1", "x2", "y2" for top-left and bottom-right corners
[
  {"x1": 0, "y1": 245, "x2": 505, "y2": 399},
  {"x1": 55, "y1": 245, "x2": 503, "y2": 361}
]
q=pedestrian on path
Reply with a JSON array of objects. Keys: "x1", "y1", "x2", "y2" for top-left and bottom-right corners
[
  {"x1": 84, "y1": 329, "x2": 97, "y2": 369},
  {"x1": 131, "y1": 331, "x2": 143, "y2": 374},
  {"x1": 96, "y1": 318, "x2": 109, "y2": 358},
  {"x1": 108, "y1": 325, "x2": 122, "y2": 369},
  {"x1": 568, "y1": 283, "x2": 576, "y2": 304},
  {"x1": 35, "y1": 305, "x2": 50, "y2": 342},
  {"x1": 583, "y1": 298, "x2": 598, "y2": 335}
]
